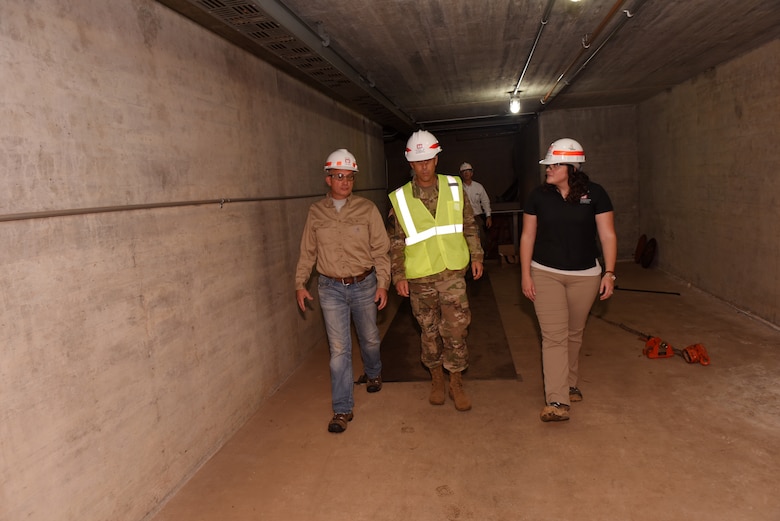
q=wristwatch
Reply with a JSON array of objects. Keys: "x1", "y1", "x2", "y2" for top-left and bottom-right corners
[{"x1": 604, "y1": 271, "x2": 616, "y2": 281}]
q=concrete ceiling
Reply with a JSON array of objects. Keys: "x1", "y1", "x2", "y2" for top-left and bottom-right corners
[{"x1": 157, "y1": 0, "x2": 780, "y2": 137}]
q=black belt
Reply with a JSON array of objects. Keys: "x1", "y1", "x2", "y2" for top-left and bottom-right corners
[{"x1": 325, "y1": 267, "x2": 375, "y2": 285}]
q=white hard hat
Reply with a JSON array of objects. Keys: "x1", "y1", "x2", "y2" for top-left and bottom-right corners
[
  {"x1": 405, "y1": 130, "x2": 442, "y2": 161},
  {"x1": 459, "y1": 162, "x2": 473, "y2": 172},
  {"x1": 324, "y1": 148, "x2": 359, "y2": 172},
  {"x1": 539, "y1": 138, "x2": 586, "y2": 165}
]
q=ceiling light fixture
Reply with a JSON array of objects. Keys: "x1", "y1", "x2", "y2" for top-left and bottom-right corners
[{"x1": 509, "y1": 95, "x2": 521, "y2": 114}]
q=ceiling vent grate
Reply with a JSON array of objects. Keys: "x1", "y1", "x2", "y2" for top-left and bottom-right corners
[{"x1": 171, "y1": 0, "x2": 415, "y2": 133}]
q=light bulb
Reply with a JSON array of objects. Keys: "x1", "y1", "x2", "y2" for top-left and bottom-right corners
[{"x1": 509, "y1": 97, "x2": 521, "y2": 114}]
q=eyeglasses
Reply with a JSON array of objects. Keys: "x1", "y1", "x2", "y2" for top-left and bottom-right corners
[
  {"x1": 545, "y1": 164, "x2": 566, "y2": 169},
  {"x1": 329, "y1": 173, "x2": 357, "y2": 181}
]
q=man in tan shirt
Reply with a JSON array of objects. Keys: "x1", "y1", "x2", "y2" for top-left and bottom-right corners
[{"x1": 295, "y1": 149, "x2": 391, "y2": 433}]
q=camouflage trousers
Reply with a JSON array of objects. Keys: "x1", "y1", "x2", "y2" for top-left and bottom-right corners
[{"x1": 409, "y1": 276, "x2": 470, "y2": 373}]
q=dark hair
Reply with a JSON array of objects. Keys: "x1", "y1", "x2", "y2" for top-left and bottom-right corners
[{"x1": 542, "y1": 164, "x2": 590, "y2": 203}]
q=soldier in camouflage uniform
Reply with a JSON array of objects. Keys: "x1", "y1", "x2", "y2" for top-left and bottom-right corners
[{"x1": 388, "y1": 130, "x2": 484, "y2": 411}]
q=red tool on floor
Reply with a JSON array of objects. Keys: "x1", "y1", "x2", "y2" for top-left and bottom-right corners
[
  {"x1": 643, "y1": 336, "x2": 674, "y2": 359},
  {"x1": 678, "y1": 343, "x2": 711, "y2": 365},
  {"x1": 615, "y1": 322, "x2": 711, "y2": 366}
]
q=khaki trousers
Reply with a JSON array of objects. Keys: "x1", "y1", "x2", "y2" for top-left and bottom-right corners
[{"x1": 531, "y1": 267, "x2": 600, "y2": 405}]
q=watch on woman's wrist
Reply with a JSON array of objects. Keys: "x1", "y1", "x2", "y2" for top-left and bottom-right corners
[{"x1": 604, "y1": 271, "x2": 616, "y2": 281}]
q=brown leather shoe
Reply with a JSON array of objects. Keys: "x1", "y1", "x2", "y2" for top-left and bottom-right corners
[
  {"x1": 355, "y1": 373, "x2": 383, "y2": 393},
  {"x1": 366, "y1": 375, "x2": 382, "y2": 393},
  {"x1": 327, "y1": 412, "x2": 354, "y2": 433}
]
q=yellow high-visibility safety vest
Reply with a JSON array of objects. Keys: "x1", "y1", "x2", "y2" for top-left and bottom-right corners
[{"x1": 389, "y1": 175, "x2": 470, "y2": 279}]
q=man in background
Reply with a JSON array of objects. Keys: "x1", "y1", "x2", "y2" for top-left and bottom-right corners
[{"x1": 459, "y1": 162, "x2": 493, "y2": 256}]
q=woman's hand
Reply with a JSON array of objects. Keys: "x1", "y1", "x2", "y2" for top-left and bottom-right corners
[
  {"x1": 599, "y1": 274, "x2": 615, "y2": 300},
  {"x1": 521, "y1": 275, "x2": 536, "y2": 302}
]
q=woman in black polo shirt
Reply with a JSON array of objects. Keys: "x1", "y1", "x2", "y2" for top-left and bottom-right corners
[{"x1": 520, "y1": 138, "x2": 617, "y2": 422}]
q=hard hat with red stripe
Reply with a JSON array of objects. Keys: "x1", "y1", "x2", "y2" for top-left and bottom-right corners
[
  {"x1": 324, "y1": 148, "x2": 359, "y2": 172},
  {"x1": 405, "y1": 130, "x2": 442, "y2": 162},
  {"x1": 539, "y1": 138, "x2": 586, "y2": 165}
]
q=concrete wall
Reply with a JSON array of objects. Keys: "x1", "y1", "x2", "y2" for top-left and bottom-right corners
[
  {"x1": 0, "y1": 1, "x2": 385, "y2": 520},
  {"x1": 637, "y1": 39, "x2": 780, "y2": 325},
  {"x1": 538, "y1": 105, "x2": 640, "y2": 261}
]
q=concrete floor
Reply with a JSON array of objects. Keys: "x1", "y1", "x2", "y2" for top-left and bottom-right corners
[{"x1": 152, "y1": 260, "x2": 780, "y2": 521}]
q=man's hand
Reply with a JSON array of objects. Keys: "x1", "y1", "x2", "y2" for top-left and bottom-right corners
[
  {"x1": 395, "y1": 280, "x2": 410, "y2": 298},
  {"x1": 296, "y1": 289, "x2": 313, "y2": 312},
  {"x1": 375, "y1": 288, "x2": 388, "y2": 310},
  {"x1": 485, "y1": 216, "x2": 492, "y2": 228},
  {"x1": 471, "y1": 261, "x2": 484, "y2": 280}
]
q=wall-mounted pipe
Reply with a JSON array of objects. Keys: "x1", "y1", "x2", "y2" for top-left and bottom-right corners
[{"x1": 0, "y1": 187, "x2": 386, "y2": 223}]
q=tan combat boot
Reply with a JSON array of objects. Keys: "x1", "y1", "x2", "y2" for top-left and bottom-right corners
[
  {"x1": 448, "y1": 371, "x2": 472, "y2": 411},
  {"x1": 429, "y1": 365, "x2": 445, "y2": 405}
]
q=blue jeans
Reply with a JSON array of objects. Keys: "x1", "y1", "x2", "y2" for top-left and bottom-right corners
[{"x1": 318, "y1": 271, "x2": 382, "y2": 414}]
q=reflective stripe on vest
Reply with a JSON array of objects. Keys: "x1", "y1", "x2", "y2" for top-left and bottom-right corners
[
  {"x1": 389, "y1": 175, "x2": 470, "y2": 279},
  {"x1": 394, "y1": 176, "x2": 463, "y2": 245}
]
